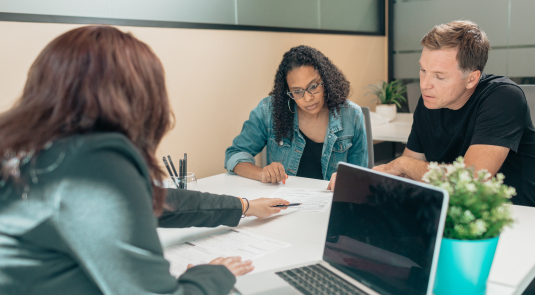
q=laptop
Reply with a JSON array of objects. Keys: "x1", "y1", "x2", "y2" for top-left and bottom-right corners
[{"x1": 235, "y1": 162, "x2": 449, "y2": 295}]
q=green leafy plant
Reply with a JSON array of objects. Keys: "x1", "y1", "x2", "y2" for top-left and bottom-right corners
[
  {"x1": 365, "y1": 80, "x2": 407, "y2": 108},
  {"x1": 423, "y1": 157, "x2": 515, "y2": 240}
]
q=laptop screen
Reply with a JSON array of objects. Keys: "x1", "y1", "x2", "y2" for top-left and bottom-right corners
[{"x1": 323, "y1": 163, "x2": 446, "y2": 295}]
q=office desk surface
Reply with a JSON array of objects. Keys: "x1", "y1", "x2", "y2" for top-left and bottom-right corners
[
  {"x1": 158, "y1": 173, "x2": 534, "y2": 295},
  {"x1": 371, "y1": 112, "x2": 413, "y2": 143}
]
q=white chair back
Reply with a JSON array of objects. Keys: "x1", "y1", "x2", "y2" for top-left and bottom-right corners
[
  {"x1": 361, "y1": 106, "x2": 374, "y2": 168},
  {"x1": 406, "y1": 82, "x2": 421, "y2": 113},
  {"x1": 519, "y1": 85, "x2": 535, "y2": 125}
]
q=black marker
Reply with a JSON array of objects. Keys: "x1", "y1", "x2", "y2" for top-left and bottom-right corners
[
  {"x1": 168, "y1": 155, "x2": 180, "y2": 188},
  {"x1": 273, "y1": 203, "x2": 301, "y2": 207},
  {"x1": 163, "y1": 157, "x2": 179, "y2": 188},
  {"x1": 179, "y1": 159, "x2": 183, "y2": 189},
  {"x1": 184, "y1": 153, "x2": 187, "y2": 190}
]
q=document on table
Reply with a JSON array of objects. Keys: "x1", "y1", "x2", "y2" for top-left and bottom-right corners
[
  {"x1": 268, "y1": 187, "x2": 333, "y2": 212},
  {"x1": 163, "y1": 229, "x2": 291, "y2": 277}
]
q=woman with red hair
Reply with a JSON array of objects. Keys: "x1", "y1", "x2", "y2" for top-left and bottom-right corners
[{"x1": 0, "y1": 26, "x2": 287, "y2": 295}]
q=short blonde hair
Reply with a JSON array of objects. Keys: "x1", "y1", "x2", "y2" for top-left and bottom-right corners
[{"x1": 421, "y1": 20, "x2": 490, "y2": 73}]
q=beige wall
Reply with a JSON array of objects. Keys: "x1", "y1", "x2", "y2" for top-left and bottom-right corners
[{"x1": 0, "y1": 21, "x2": 386, "y2": 179}]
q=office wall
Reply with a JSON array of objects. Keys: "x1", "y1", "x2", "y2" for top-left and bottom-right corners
[
  {"x1": 393, "y1": 0, "x2": 535, "y2": 79},
  {"x1": 0, "y1": 21, "x2": 387, "y2": 179},
  {"x1": 0, "y1": 0, "x2": 383, "y2": 33}
]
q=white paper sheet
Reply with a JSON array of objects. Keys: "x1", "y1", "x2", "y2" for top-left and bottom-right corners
[
  {"x1": 163, "y1": 229, "x2": 291, "y2": 277},
  {"x1": 268, "y1": 187, "x2": 333, "y2": 212}
]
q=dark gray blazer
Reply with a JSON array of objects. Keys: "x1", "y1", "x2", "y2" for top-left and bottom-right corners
[{"x1": 0, "y1": 133, "x2": 242, "y2": 295}]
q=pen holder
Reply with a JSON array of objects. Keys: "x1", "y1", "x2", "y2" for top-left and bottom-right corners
[{"x1": 163, "y1": 172, "x2": 197, "y2": 190}]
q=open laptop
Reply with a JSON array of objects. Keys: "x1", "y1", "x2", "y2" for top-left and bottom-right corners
[{"x1": 235, "y1": 162, "x2": 449, "y2": 295}]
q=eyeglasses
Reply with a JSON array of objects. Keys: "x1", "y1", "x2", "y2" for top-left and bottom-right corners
[{"x1": 286, "y1": 81, "x2": 324, "y2": 100}]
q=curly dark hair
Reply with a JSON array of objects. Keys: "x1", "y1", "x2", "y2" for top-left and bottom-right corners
[{"x1": 269, "y1": 45, "x2": 350, "y2": 142}]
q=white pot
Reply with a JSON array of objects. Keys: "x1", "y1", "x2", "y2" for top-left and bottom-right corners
[{"x1": 375, "y1": 104, "x2": 397, "y2": 122}]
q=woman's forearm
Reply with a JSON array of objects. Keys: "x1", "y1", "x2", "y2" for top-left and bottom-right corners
[{"x1": 233, "y1": 162, "x2": 263, "y2": 181}]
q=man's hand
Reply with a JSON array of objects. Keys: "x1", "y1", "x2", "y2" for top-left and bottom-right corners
[
  {"x1": 260, "y1": 162, "x2": 288, "y2": 184},
  {"x1": 372, "y1": 160, "x2": 405, "y2": 177}
]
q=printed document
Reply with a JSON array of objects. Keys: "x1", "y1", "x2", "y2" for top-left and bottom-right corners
[
  {"x1": 164, "y1": 229, "x2": 291, "y2": 277},
  {"x1": 268, "y1": 187, "x2": 333, "y2": 212}
]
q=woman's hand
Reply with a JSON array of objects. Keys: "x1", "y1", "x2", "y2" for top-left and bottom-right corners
[
  {"x1": 246, "y1": 198, "x2": 290, "y2": 218},
  {"x1": 260, "y1": 162, "x2": 288, "y2": 183},
  {"x1": 327, "y1": 172, "x2": 337, "y2": 191},
  {"x1": 188, "y1": 256, "x2": 254, "y2": 276}
]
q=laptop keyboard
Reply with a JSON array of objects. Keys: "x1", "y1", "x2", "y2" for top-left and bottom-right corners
[{"x1": 275, "y1": 264, "x2": 368, "y2": 295}]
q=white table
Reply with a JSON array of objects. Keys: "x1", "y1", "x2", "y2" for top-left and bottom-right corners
[
  {"x1": 371, "y1": 112, "x2": 413, "y2": 143},
  {"x1": 487, "y1": 205, "x2": 535, "y2": 295},
  {"x1": 158, "y1": 173, "x2": 535, "y2": 295}
]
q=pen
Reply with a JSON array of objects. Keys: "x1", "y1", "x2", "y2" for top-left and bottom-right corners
[
  {"x1": 273, "y1": 203, "x2": 301, "y2": 207},
  {"x1": 179, "y1": 159, "x2": 183, "y2": 189},
  {"x1": 168, "y1": 155, "x2": 180, "y2": 188},
  {"x1": 184, "y1": 153, "x2": 187, "y2": 190},
  {"x1": 163, "y1": 157, "x2": 179, "y2": 188}
]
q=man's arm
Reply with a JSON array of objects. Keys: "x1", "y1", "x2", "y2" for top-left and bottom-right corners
[
  {"x1": 373, "y1": 145, "x2": 509, "y2": 181},
  {"x1": 373, "y1": 148, "x2": 429, "y2": 181},
  {"x1": 463, "y1": 144, "x2": 509, "y2": 176}
]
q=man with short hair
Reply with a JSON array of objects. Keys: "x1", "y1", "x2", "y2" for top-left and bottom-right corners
[{"x1": 374, "y1": 20, "x2": 535, "y2": 206}]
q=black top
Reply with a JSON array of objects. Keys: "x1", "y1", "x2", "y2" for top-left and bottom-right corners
[
  {"x1": 296, "y1": 129, "x2": 324, "y2": 180},
  {"x1": 407, "y1": 73, "x2": 535, "y2": 206},
  {"x1": 0, "y1": 133, "x2": 242, "y2": 295}
]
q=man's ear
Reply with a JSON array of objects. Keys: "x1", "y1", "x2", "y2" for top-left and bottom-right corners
[{"x1": 466, "y1": 70, "x2": 481, "y2": 90}]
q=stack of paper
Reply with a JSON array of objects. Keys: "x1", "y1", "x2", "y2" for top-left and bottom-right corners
[{"x1": 164, "y1": 229, "x2": 290, "y2": 277}]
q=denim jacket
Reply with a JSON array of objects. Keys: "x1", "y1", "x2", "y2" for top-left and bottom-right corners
[{"x1": 225, "y1": 96, "x2": 368, "y2": 180}]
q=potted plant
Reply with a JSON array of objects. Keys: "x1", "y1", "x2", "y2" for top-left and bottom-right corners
[
  {"x1": 422, "y1": 157, "x2": 515, "y2": 295},
  {"x1": 365, "y1": 80, "x2": 407, "y2": 122}
]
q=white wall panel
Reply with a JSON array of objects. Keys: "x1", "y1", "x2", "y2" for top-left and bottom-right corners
[
  {"x1": 320, "y1": 0, "x2": 379, "y2": 32},
  {"x1": 485, "y1": 49, "x2": 508, "y2": 76},
  {"x1": 0, "y1": 0, "x2": 112, "y2": 18},
  {"x1": 237, "y1": 0, "x2": 319, "y2": 29},
  {"x1": 111, "y1": 0, "x2": 236, "y2": 24},
  {"x1": 394, "y1": 52, "x2": 421, "y2": 79},
  {"x1": 508, "y1": 48, "x2": 535, "y2": 77},
  {"x1": 393, "y1": 0, "x2": 509, "y2": 52},
  {"x1": 509, "y1": 0, "x2": 535, "y2": 47}
]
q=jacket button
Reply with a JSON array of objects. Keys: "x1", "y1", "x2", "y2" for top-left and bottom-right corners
[
  {"x1": 279, "y1": 141, "x2": 283, "y2": 146},
  {"x1": 328, "y1": 135, "x2": 331, "y2": 138}
]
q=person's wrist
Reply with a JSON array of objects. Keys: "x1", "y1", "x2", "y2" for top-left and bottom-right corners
[
  {"x1": 241, "y1": 198, "x2": 251, "y2": 218},
  {"x1": 245, "y1": 201, "x2": 255, "y2": 217},
  {"x1": 394, "y1": 157, "x2": 407, "y2": 175},
  {"x1": 257, "y1": 168, "x2": 263, "y2": 182}
]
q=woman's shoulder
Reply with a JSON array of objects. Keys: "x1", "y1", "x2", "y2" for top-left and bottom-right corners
[
  {"x1": 249, "y1": 96, "x2": 275, "y2": 121},
  {"x1": 337, "y1": 100, "x2": 363, "y2": 120},
  {"x1": 55, "y1": 132, "x2": 149, "y2": 176},
  {"x1": 339, "y1": 100, "x2": 362, "y2": 112},
  {"x1": 0, "y1": 133, "x2": 145, "y2": 237}
]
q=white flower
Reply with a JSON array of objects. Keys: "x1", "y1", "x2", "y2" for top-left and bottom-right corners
[
  {"x1": 470, "y1": 220, "x2": 487, "y2": 236},
  {"x1": 449, "y1": 206, "x2": 462, "y2": 218},
  {"x1": 465, "y1": 183, "x2": 477, "y2": 192},
  {"x1": 461, "y1": 210, "x2": 475, "y2": 223},
  {"x1": 445, "y1": 165, "x2": 456, "y2": 176},
  {"x1": 428, "y1": 161, "x2": 439, "y2": 170},
  {"x1": 505, "y1": 187, "x2": 517, "y2": 199},
  {"x1": 459, "y1": 171, "x2": 471, "y2": 183},
  {"x1": 453, "y1": 159, "x2": 466, "y2": 169},
  {"x1": 422, "y1": 172, "x2": 431, "y2": 183}
]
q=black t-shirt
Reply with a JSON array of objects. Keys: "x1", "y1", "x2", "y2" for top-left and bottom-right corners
[
  {"x1": 407, "y1": 73, "x2": 535, "y2": 206},
  {"x1": 296, "y1": 130, "x2": 324, "y2": 180}
]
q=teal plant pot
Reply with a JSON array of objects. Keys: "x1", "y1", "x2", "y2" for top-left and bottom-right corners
[{"x1": 433, "y1": 236, "x2": 499, "y2": 295}]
